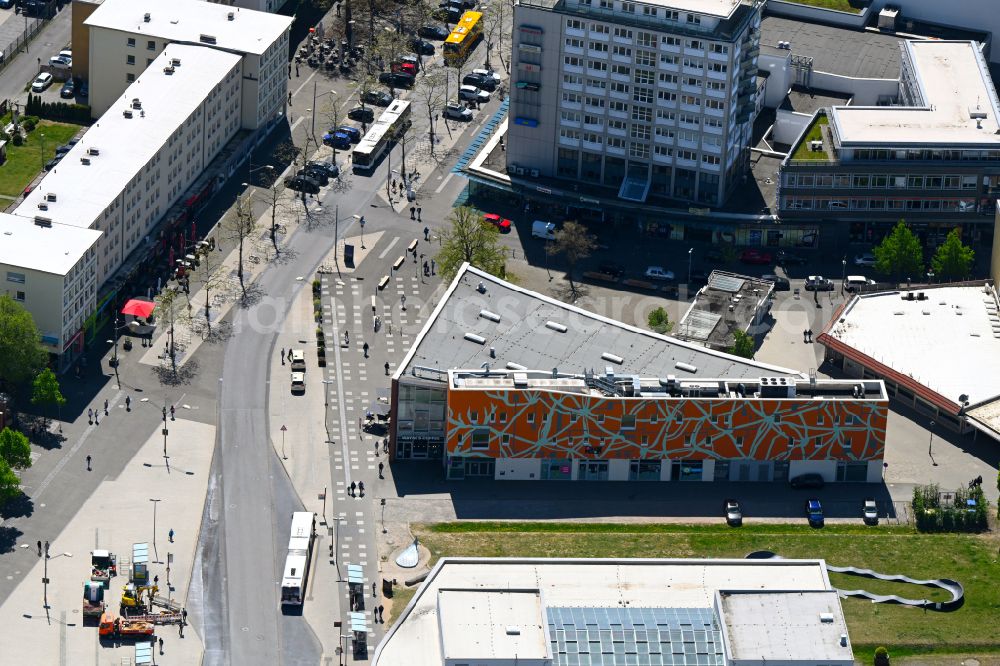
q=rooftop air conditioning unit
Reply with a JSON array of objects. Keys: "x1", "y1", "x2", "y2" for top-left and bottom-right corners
[
  {"x1": 132, "y1": 98, "x2": 142, "y2": 109},
  {"x1": 34, "y1": 216, "x2": 52, "y2": 227},
  {"x1": 37, "y1": 202, "x2": 48, "y2": 211},
  {"x1": 200, "y1": 34, "x2": 218, "y2": 45},
  {"x1": 515, "y1": 167, "x2": 525, "y2": 176},
  {"x1": 143, "y1": 12, "x2": 151, "y2": 22},
  {"x1": 123, "y1": 109, "x2": 133, "y2": 118},
  {"x1": 46, "y1": 193, "x2": 56, "y2": 202},
  {"x1": 810, "y1": 140, "x2": 822, "y2": 151},
  {"x1": 164, "y1": 65, "x2": 175, "y2": 74},
  {"x1": 530, "y1": 169, "x2": 540, "y2": 177},
  {"x1": 227, "y1": 11, "x2": 235, "y2": 20},
  {"x1": 80, "y1": 157, "x2": 91, "y2": 165},
  {"x1": 87, "y1": 147, "x2": 100, "y2": 156},
  {"x1": 171, "y1": 58, "x2": 181, "y2": 66}
]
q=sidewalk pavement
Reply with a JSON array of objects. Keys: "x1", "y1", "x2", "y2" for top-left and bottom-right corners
[{"x1": 0, "y1": 417, "x2": 215, "y2": 665}]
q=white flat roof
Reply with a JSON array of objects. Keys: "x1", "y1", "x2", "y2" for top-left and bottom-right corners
[
  {"x1": 374, "y1": 558, "x2": 833, "y2": 666},
  {"x1": 831, "y1": 41, "x2": 1000, "y2": 146},
  {"x1": 85, "y1": 0, "x2": 292, "y2": 55},
  {"x1": 438, "y1": 589, "x2": 549, "y2": 661},
  {"x1": 641, "y1": 0, "x2": 741, "y2": 19},
  {"x1": 718, "y1": 590, "x2": 853, "y2": 664},
  {"x1": 0, "y1": 213, "x2": 101, "y2": 276},
  {"x1": 826, "y1": 286, "x2": 1000, "y2": 408},
  {"x1": 15, "y1": 44, "x2": 241, "y2": 230}
]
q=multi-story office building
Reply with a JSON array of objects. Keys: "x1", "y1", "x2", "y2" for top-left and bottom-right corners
[
  {"x1": 84, "y1": 0, "x2": 291, "y2": 129},
  {"x1": 391, "y1": 263, "x2": 888, "y2": 483},
  {"x1": 0, "y1": 215, "x2": 101, "y2": 356},
  {"x1": 506, "y1": 0, "x2": 762, "y2": 207},
  {"x1": 779, "y1": 40, "x2": 1000, "y2": 244}
]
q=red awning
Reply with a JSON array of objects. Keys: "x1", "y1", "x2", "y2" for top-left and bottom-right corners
[{"x1": 121, "y1": 299, "x2": 155, "y2": 319}]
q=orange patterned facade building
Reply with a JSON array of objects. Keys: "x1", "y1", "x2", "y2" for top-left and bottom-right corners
[{"x1": 442, "y1": 370, "x2": 888, "y2": 482}]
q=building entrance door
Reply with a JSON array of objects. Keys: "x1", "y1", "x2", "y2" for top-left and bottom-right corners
[{"x1": 578, "y1": 460, "x2": 609, "y2": 481}]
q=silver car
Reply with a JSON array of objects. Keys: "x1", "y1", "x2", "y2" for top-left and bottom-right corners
[
  {"x1": 443, "y1": 103, "x2": 472, "y2": 121},
  {"x1": 458, "y1": 85, "x2": 490, "y2": 103}
]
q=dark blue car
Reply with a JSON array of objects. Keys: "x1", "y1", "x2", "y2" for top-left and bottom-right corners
[
  {"x1": 337, "y1": 126, "x2": 362, "y2": 143},
  {"x1": 323, "y1": 131, "x2": 351, "y2": 150}
]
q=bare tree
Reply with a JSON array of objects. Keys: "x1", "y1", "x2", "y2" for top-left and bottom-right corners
[
  {"x1": 257, "y1": 176, "x2": 289, "y2": 254},
  {"x1": 154, "y1": 287, "x2": 183, "y2": 375},
  {"x1": 414, "y1": 67, "x2": 447, "y2": 154},
  {"x1": 194, "y1": 241, "x2": 227, "y2": 334},
  {"x1": 318, "y1": 95, "x2": 344, "y2": 166},
  {"x1": 224, "y1": 194, "x2": 259, "y2": 298},
  {"x1": 481, "y1": 0, "x2": 505, "y2": 72},
  {"x1": 549, "y1": 221, "x2": 598, "y2": 295}
]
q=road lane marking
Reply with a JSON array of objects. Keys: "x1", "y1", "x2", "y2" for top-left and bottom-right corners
[{"x1": 377, "y1": 237, "x2": 399, "y2": 259}]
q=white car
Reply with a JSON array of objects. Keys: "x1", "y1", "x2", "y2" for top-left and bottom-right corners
[
  {"x1": 443, "y1": 103, "x2": 472, "y2": 121},
  {"x1": 458, "y1": 85, "x2": 490, "y2": 103},
  {"x1": 644, "y1": 266, "x2": 675, "y2": 281},
  {"x1": 59, "y1": 49, "x2": 72, "y2": 60},
  {"x1": 48, "y1": 55, "x2": 71, "y2": 69},
  {"x1": 31, "y1": 72, "x2": 53, "y2": 92},
  {"x1": 471, "y1": 68, "x2": 501, "y2": 85},
  {"x1": 854, "y1": 252, "x2": 875, "y2": 266}
]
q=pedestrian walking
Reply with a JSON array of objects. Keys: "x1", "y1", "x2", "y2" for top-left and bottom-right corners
[
  {"x1": 295, "y1": 63, "x2": 300, "y2": 76},
  {"x1": 385, "y1": 361, "x2": 390, "y2": 375},
  {"x1": 358, "y1": 481, "x2": 365, "y2": 497},
  {"x1": 159, "y1": 637, "x2": 164, "y2": 654},
  {"x1": 170, "y1": 405, "x2": 176, "y2": 420},
  {"x1": 288, "y1": 91, "x2": 292, "y2": 105},
  {"x1": 378, "y1": 461, "x2": 384, "y2": 478},
  {"x1": 87, "y1": 408, "x2": 93, "y2": 424},
  {"x1": 372, "y1": 581, "x2": 376, "y2": 597},
  {"x1": 95, "y1": 413, "x2": 99, "y2": 426},
  {"x1": 383, "y1": 438, "x2": 388, "y2": 454},
  {"x1": 417, "y1": 207, "x2": 422, "y2": 221},
  {"x1": 168, "y1": 528, "x2": 175, "y2": 543},
  {"x1": 281, "y1": 347, "x2": 285, "y2": 364},
  {"x1": 378, "y1": 605, "x2": 384, "y2": 622},
  {"x1": 125, "y1": 395, "x2": 131, "y2": 411},
  {"x1": 363, "y1": 342, "x2": 369, "y2": 358},
  {"x1": 154, "y1": 574, "x2": 159, "y2": 586},
  {"x1": 37, "y1": 540, "x2": 42, "y2": 557},
  {"x1": 86, "y1": 455, "x2": 92, "y2": 471},
  {"x1": 431, "y1": 259, "x2": 436, "y2": 275},
  {"x1": 350, "y1": 481, "x2": 357, "y2": 496},
  {"x1": 423, "y1": 226, "x2": 429, "y2": 240},
  {"x1": 410, "y1": 206, "x2": 416, "y2": 220},
  {"x1": 288, "y1": 63, "x2": 292, "y2": 79},
  {"x1": 287, "y1": 348, "x2": 293, "y2": 362}
]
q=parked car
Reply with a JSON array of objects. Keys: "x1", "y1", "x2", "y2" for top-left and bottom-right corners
[
  {"x1": 775, "y1": 249, "x2": 806, "y2": 266},
  {"x1": 362, "y1": 90, "x2": 393, "y2": 107},
  {"x1": 48, "y1": 54, "x2": 71, "y2": 69},
  {"x1": 724, "y1": 499, "x2": 743, "y2": 527},
  {"x1": 845, "y1": 275, "x2": 876, "y2": 292},
  {"x1": 44, "y1": 156, "x2": 61, "y2": 171},
  {"x1": 298, "y1": 166, "x2": 328, "y2": 186},
  {"x1": 644, "y1": 266, "x2": 675, "y2": 281},
  {"x1": 306, "y1": 161, "x2": 340, "y2": 179},
  {"x1": 805, "y1": 499, "x2": 824, "y2": 527},
  {"x1": 59, "y1": 49, "x2": 72, "y2": 60},
  {"x1": 0, "y1": 0, "x2": 13, "y2": 9},
  {"x1": 291, "y1": 371, "x2": 306, "y2": 395},
  {"x1": 704, "y1": 248, "x2": 724, "y2": 262},
  {"x1": 790, "y1": 473, "x2": 825, "y2": 490},
  {"x1": 761, "y1": 274, "x2": 790, "y2": 291},
  {"x1": 863, "y1": 499, "x2": 878, "y2": 525},
  {"x1": 379, "y1": 71, "x2": 415, "y2": 88},
  {"x1": 336, "y1": 125, "x2": 362, "y2": 142},
  {"x1": 458, "y1": 84, "x2": 491, "y2": 103},
  {"x1": 59, "y1": 77, "x2": 76, "y2": 98},
  {"x1": 854, "y1": 252, "x2": 876, "y2": 267},
  {"x1": 531, "y1": 220, "x2": 556, "y2": 240},
  {"x1": 31, "y1": 72, "x2": 53, "y2": 92},
  {"x1": 482, "y1": 213, "x2": 512, "y2": 232},
  {"x1": 804, "y1": 275, "x2": 834, "y2": 291},
  {"x1": 462, "y1": 72, "x2": 497, "y2": 91},
  {"x1": 284, "y1": 174, "x2": 320, "y2": 194},
  {"x1": 598, "y1": 262, "x2": 625, "y2": 279},
  {"x1": 323, "y1": 130, "x2": 351, "y2": 150},
  {"x1": 740, "y1": 248, "x2": 773, "y2": 265},
  {"x1": 391, "y1": 60, "x2": 418, "y2": 76},
  {"x1": 348, "y1": 106, "x2": 375, "y2": 123},
  {"x1": 471, "y1": 68, "x2": 502, "y2": 85},
  {"x1": 442, "y1": 103, "x2": 472, "y2": 121},
  {"x1": 409, "y1": 38, "x2": 435, "y2": 55},
  {"x1": 79, "y1": 82, "x2": 88, "y2": 98},
  {"x1": 419, "y1": 24, "x2": 450, "y2": 40}
]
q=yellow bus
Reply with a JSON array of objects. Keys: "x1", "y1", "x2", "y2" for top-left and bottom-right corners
[{"x1": 443, "y1": 11, "x2": 482, "y2": 65}]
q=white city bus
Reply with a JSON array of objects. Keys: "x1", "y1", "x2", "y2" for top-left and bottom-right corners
[
  {"x1": 280, "y1": 511, "x2": 317, "y2": 606},
  {"x1": 351, "y1": 100, "x2": 411, "y2": 173}
]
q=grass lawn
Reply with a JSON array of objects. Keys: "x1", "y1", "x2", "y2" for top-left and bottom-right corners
[
  {"x1": 791, "y1": 114, "x2": 832, "y2": 161},
  {"x1": 414, "y1": 522, "x2": 1000, "y2": 661},
  {"x1": 0, "y1": 121, "x2": 82, "y2": 198},
  {"x1": 779, "y1": 0, "x2": 864, "y2": 13}
]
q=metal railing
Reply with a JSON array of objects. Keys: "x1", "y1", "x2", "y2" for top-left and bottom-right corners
[{"x1": 0, "y1": 15, "x2": 48, "y2": 78}]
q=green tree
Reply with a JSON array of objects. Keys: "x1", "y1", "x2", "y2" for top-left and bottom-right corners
[
  {"x1": 728, "y1": 330, "x2": 755, "y2": 359},
  {"x1": 0, "y1": 294, "x2": 48, "y2": 392},
  {"x1": 435, "y1": 206, "x2": 507, "y2": 280},
  {"x1": 931, "y1": 228, "x2": 975, "y2": 281},
  {"x1": 549, "y1": 221, "x2": 598, "y2": 294},
  {"x1": 647, "y1": 306, "x2": 674, "y2": 334},
  {"x1": 0, "y1": 427, "x2": 31, "y2": 470},
  {"x1": 873, "y1": 220, "x2": 923, "y2": 279},
  {"x1": 0, "y1": 457, "x2": 20, "y2": 504},
  {"x1": 31, "y1": 367, "x2": 65, "y2": 422}
]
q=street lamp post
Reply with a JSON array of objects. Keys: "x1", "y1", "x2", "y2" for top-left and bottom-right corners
[
  {"x1": 687, "y1": 248, "x2": 693, "y2": 285},
  {"x1": 841, "y1": 257, "x2": 847, "y2": 292},
  {"x1": 149, "y1": 498, "x2": 162, "y2": 563},
  {"x1": 39, "y1": 132, "x2": 44, "y2": 171},
  {"x1": 310, "y1": 82, "x2": 337, "y2": 146},
  {"x1": 360, "y1": 216, "x2": 366, "y2": 249},
  {"x1": 322, "y1": 379, "x2": 335, "y2": 445},
  {"x1": 161, "y1": 405, "x2": 169, "y2": 460},
  {"x1": 928, "y1": 420, "x2": 936, "y2": 464}
]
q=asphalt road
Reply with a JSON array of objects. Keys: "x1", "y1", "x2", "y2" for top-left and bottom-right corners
[{"x1": 0, "y1": 4, "x2": 70, "y2": 102}]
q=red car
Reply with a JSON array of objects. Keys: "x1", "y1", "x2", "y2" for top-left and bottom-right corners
[
  {"x1": 740, "y1": 249, "x2": 773, "y2": 265},
  {"x1": 483, "y1": 213, "x2": 512, "y2": 233},
  {"x1": 392, "y1": 61, "x2": 418, "y2": 76}
]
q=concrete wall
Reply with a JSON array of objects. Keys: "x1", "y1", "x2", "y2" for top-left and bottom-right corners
[
  {"x1": 495, "y1": 458, "x2": 541, "y2": 480},
  {"x1": 809, "y1": 71, "x2": 898, "y2": 105},
  {"x1": 71, "y1": 0, "x2": 102, "y2": 82},
  {"x1": 788, "y1": 459, "x2": 837, "y2": 482},
  {"x1": 608, "y1": 459, "x2": 630, "y2": 481},
  {"x1": 866, "y1": 460, "x2": 884, "y2": 483},
  {"x1": 871, "y1": 0, "x2": 1000, "y2": 63},
  {"x1": 759, "y1": 52, "x2": 792, "y2": 108},
  {"x1": 765, "y1": 0, "x2": 871, "y2": 29},
  {"x1": 701, "y1": 459, "x2": 715, "y2": 481},
  {"x1": 773, "y1": 109, "x2": 812, "y2": 146}
]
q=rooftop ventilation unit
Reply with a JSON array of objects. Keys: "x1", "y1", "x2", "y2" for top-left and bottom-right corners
[
  {"x1": 123, "y1": 109, "x2": 133, "y2": 118},
  {"x1": 464, "y1": 333, "x2": 486, "y2": 345},
  {"x1": 46, "y1": 193, "x2": 56, "y2": 202},
  {"x1": 477, "y1": 281, "x2": 486, "y2": 293},
  {"x1": 200, "y1": 34, "x2": 218, "y2": 45},
  {"x1": 675, "y1": 362, "x2": 697, "y2": 373},
  {"x1": 163, "y1": 65, "x2": 175, "y2": 75},
  {"x1": 80, "y1": 157, "x2": 91, "y2": 165},
  {"x1": 132, "y1": 98, "x2": 142, "y2": 109},
  {"x1": 143, "y1": 12, "x2": 151, "y2": 22},
  {"x1": 227, "y1": 11, "x2": 235, "y2": 20},
  {"x1": 37, "y1": 202, "x2": 48, "y2": 211},
  {"x1": 601, "y1": 352, "x2": 623, "y2": 364},
  {"x1": 513, "y1": 373, "x2": 529, "y2": 388},
  {"x1": 171, "y1": 58, "x2": 181, "y2": 66},
  {"x1": 819, "y1": 613, "x2": 834, "y2": 623},
  {"x1": 506, "y1": 362, "x2": 527, "y2": 371},
  {"x1": 34, "y1": 216, "x2": 52, "y2": 227},
  {"x1": 87, "y1": 147, "x2": 100, "y2": 156},
  {"x1": 545, "y1": 320, "x2": 567, "y2": 333},
  {"x1": 479, "y1": 309, "x2": 501, "y2": 322}
]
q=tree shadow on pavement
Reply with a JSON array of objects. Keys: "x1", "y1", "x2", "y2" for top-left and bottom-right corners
[
  {"x1": 153, "y1": 359, "x2": 200, "y2": 387},
  {"x1": 272, "y1": 247, "x2": 300, "y2": 265},
  {"x1": 0, "y1": 492, "x2": 34, "y2": 521},
  {"x1": 0, "y1": 525, "x2": 24, "y2": 555},
  {"x1": 239, "y1": 283, "x2": 266, "y2": 309}
]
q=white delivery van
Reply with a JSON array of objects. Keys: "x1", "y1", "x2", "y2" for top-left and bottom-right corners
[
  {"x1": 290, "y1": 372, "x2": 305, "y2": 394},
  {"x1": 290, "y1": 348, "x2": 305, "y2": 371},
  {"x1": 845, "y1": 275, "x2": 875, "y2": 292},
  {"x1": 531, "y1": 220, "x2": 556, "y2": 240}
]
